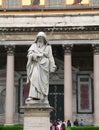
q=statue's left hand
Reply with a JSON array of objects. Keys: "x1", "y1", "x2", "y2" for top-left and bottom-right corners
[
  {"x1": 37, "y1": 53, "x2": 43, "y2": 57},
  {"x1": 50, "y1": 66, "x2": 57, "y2": 73},
  {"x1": 43, "y1": 52, "x2": 48, "y2": 58}
]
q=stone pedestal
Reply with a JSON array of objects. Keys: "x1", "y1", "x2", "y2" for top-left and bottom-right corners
[{"x1": 21, "y1": 103, "x2": 52, "y2": 130}]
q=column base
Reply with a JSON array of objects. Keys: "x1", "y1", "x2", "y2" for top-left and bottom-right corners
[
  {"x1": 21, "y1": 103, "x2": 53, "y2": 130},
  {"x1": 94, "y1": 123, "x2": 99, "y2": 126},
  {"x1": 4, "y1": 123, "x2": 14, "y2": 126}
]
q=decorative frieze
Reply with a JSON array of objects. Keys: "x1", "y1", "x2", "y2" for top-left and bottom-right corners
[{"x1": 0, "y1": 26, "x2": 99, "y2": 33}]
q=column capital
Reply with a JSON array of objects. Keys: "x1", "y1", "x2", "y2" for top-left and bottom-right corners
[
  {"x1": 92, "y1": 44, "x2": 99, "y2": 55},
  {"x1": 5, "y1": 45, "x2": 15, "y2": 55},
  {"x1": 62, "y1": 44, "x2": 73, "y2": 54}
]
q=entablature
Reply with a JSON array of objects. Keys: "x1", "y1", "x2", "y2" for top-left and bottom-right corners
[{"x1": 0, "y1": 39, "x2": 99, "y2": 46}]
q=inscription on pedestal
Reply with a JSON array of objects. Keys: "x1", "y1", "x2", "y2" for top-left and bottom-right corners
[
  {"x1": 24, "y1": 116, "x2": 49, "y2": 130},
  {"x1": 22, "y1": 104, "x2": 53, "y2": 130}
]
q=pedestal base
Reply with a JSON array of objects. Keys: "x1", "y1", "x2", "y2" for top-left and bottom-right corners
[{"x1": 21, "y1": 103, "x2": 53, "y2": 130}]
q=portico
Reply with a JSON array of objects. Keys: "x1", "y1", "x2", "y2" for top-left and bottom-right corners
[
  {"x1": 0, "y1": 12, "x2": 99, "y2": 125},
  {"x1": 0, "y1": 37, "x2": 98, "y2": 125}
]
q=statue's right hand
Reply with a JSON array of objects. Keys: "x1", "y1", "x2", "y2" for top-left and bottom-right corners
[
  {"x1": 26, "y1": 78, "x2": 30, "y2": 84},
  {"x1": 43, "y1": 52, "x2": 48, "y2": 58},
  {"x1": 37, "y1": 53, "x2": 43, "y2": 57}
]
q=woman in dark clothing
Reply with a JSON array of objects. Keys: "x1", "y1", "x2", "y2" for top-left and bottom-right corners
[
  {"x1": 60, "y1": 123, "x2": 66, "y2": 130},
  {"x1": 51, "y1": 121, "x2": 59, "y2": 130},
  {"x1": 67, "y1": 120, "x2": 71, "y2": 127},
  {"x1": 74, "y1": 119, "x2": 79, "y2": 126}
]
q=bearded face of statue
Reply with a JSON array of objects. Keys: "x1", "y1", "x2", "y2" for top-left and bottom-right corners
[
  {"x1": 35, "y1": 32, "x2": 48, "y2": 45},
  {"x1": 37, "y1": 36, "x2": 45, "y2": 43}
]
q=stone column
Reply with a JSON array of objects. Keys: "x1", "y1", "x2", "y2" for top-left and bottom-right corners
[
  {"x1": 93, "y1": 45, "x2": 99, "y2": 126},
  {"x1": 5, "y1": 45, "x2": 15, "y2": 125},
  {"x1": 63, "y1": 45, "x2": 73, "y2": 121}
]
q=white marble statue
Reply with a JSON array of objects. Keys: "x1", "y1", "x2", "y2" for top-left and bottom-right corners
[{"x1": 26, "y1": 32, "x2": 56, "y2": 103}]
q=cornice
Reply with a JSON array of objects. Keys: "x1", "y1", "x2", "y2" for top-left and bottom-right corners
[
  {"x1": 0, "y1": 26, "x2": 99, "y2": 33},
  {"x1": 0, "y1": 39, "x2": 99, "y2": 46},
  {"x1": 0, "y1": 12, "x2": 99, "y2": 17}
]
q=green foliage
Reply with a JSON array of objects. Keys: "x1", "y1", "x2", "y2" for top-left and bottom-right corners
[
  {"x1": 1, "y1": 126, "x2": 99, "y2": 130},
  {"x1": 67, "y1": 126, "x2": 99, "y2": 130},
  {"x1": 0, "y1": 125, "x2": 23, "y2": 130}
]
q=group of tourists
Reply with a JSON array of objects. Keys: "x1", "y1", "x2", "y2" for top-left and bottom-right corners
[
  {"x1": 73, "y1": 118, "x2": 84, "y2": 126},
  {"x1": 50, "y1": 119, "x2": 71, "y2": 130},
  {"x1": 50, "y1": 118, "x2": 84, "y2": 130}
]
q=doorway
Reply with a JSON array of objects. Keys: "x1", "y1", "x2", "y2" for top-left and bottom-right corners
[{"x1": 48, "y1": 85, "x2": 64, "y2": 121}]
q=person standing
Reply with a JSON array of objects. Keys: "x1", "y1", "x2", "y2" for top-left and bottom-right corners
[
  {"x1": 67, "y1": 120, "x2": 71, "y2": 127},
  {"x1": 79, "y1": 119, "x2": 84, "y2": 126},
  {"x1": 73, "y1": 119, "x2": 79, "y2": 126},
  {"x1": 60, "y1": 123, "x2": 66, "y2": 130}
]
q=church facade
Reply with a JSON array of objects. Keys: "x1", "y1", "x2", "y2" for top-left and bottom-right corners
[{"x1": 0, "y1": 0, "x2": 99, "y2": 126}]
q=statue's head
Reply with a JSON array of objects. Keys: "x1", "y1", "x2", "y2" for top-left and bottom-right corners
[{"x1": 35, "y1": 32, "x2": 48, "y2": 45}]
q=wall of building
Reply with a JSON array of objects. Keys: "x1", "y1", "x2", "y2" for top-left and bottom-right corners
[{"x1": 0, "y1": 2, "x2": 99, "y2": 125}]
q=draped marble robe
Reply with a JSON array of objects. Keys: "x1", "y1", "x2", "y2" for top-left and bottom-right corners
[{"x1": 26, "y1": 32, "x2": 56, "y2": 103}]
